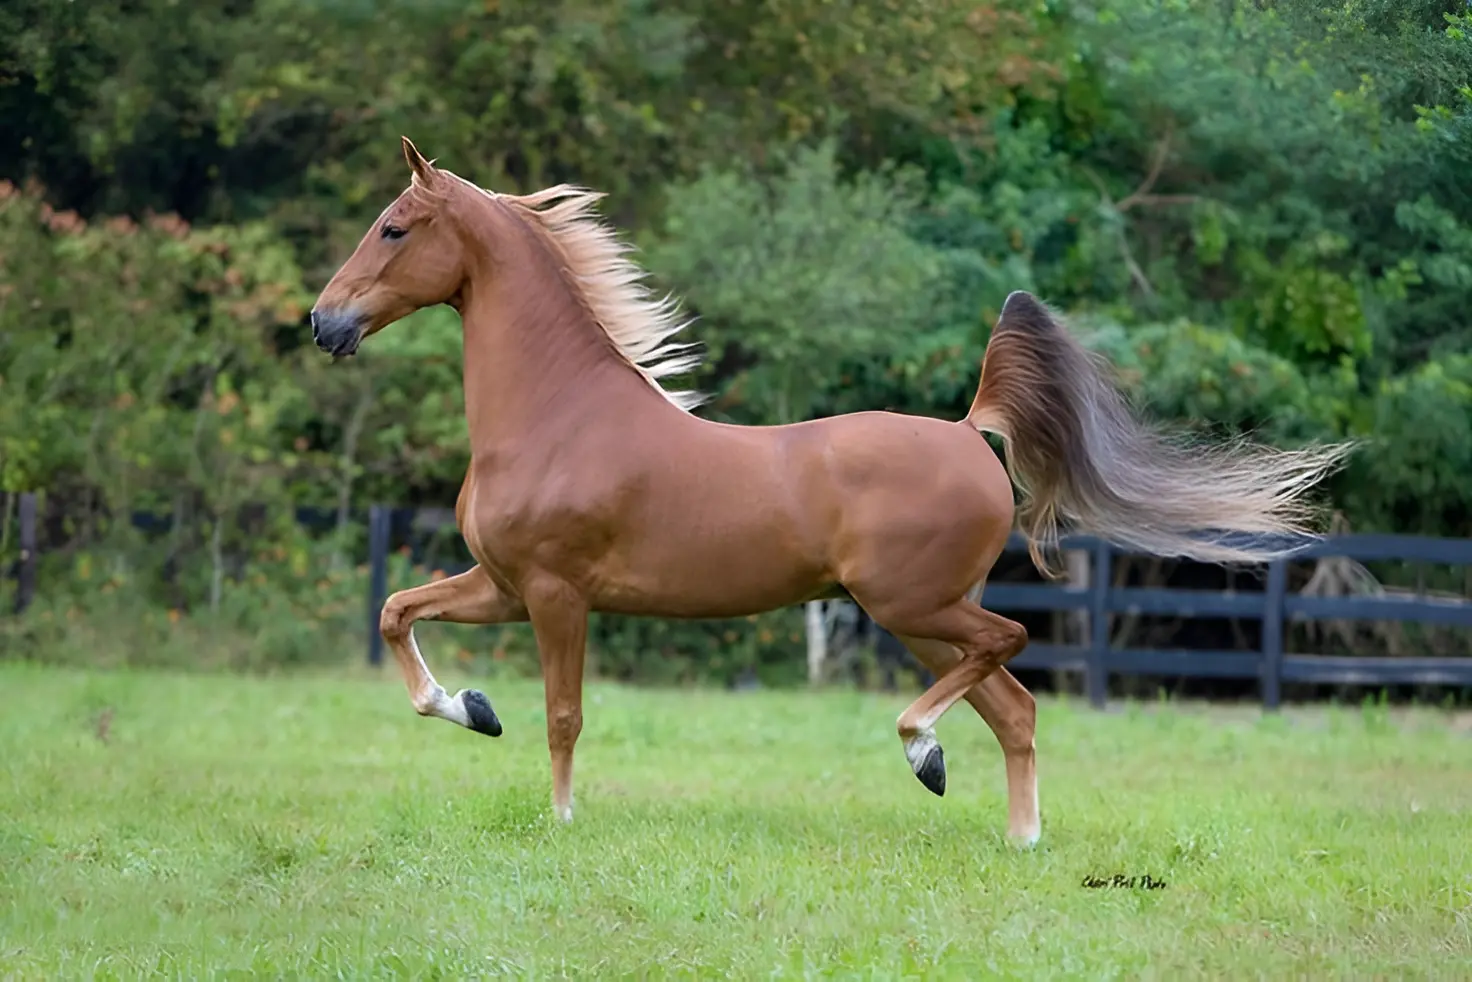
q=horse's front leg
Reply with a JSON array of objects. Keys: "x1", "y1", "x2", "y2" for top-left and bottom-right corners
[
  {"x1": 523, "y1": 578, "x2": 590, "y2": 822},
  {"x1": 378, "y1": 567, "x2": 528, "y2": 736}
]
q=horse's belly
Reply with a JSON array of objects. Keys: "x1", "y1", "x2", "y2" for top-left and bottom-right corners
[{"x1": 587, "y1": 515, "x2": 834, "y2": 618}]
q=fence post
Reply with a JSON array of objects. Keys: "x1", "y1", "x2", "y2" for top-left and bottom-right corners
[
  {"x1": 15, "y1": 492, "x2": 37, "y2": 615},
  {"x1": 366, "y1": 504, "x2": 391, "y2": 667},
  {"x1": 1260, "y1": 558, "x2": 1287, "y2": 711},
  {"x1": 1087, "y1": 538, "x2": 1112, "y2": 709}
]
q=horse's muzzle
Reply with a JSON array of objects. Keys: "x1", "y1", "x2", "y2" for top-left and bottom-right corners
[{"x1": 310, "y1": 307, "x2": 365, "y2": 357}]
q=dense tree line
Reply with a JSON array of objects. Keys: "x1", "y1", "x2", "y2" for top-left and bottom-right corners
[{"x1": 3, "y1": 0, "x2": 1470, "y2": 678}]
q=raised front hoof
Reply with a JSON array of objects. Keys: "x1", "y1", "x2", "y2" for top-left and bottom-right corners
[
  {"x1": 460, "y1": 689, "x2": 503, "y2": 738},
  {"x1": 913, "y1": 745, "x2": 946, "y2": 797}
]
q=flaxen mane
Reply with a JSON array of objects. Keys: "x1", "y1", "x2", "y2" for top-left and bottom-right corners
[{"x1": 445, "y1": 173, "x2": 706, "y2": 412}]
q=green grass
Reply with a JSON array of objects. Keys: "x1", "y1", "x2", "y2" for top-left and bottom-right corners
[{"x1": 2, "y1": 662, "x2": 1470, "y2": 979}]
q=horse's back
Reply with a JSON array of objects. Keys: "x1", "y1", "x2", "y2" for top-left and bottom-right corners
[{"x1": 680, "y1": 408, "x2": 1015, "y2": 540}]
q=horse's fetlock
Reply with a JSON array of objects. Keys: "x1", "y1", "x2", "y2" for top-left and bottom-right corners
[{"x1": 411, "y1": 685, "x2": 444, "y2": 716}]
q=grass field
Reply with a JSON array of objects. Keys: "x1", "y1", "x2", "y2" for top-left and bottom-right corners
[{"x1": 2, "y1": 661, "x2": 1470, "y2": 979}]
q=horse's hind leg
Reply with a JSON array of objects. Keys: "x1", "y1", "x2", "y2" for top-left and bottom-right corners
[
  {"x1": 378, "y1": 567, "x2": 528, "y2": 736},
  {"x1": 899, "y1": 635, "x2": 1039, "y2": 846},
  {"x1": 859, "y1": 590, "x2": 1028, "y2": 803}
]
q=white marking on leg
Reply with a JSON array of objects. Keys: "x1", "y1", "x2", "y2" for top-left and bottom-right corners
[
  {"x1": 412, "y1": 683, "x2": 472, "y2": 727},
  {"x1": 1010, "y1": 739, "x2": 1042, "y2": 848},
  {"x1": 903, "y1": 727, "x2": 939, "y2": 775},
  {"x1": 1011, "y1": 807, "x2": 1041, "y2": 849},
  {"x1": 555, "y1": 802, "x2": 573, "y2": 823},
  {"x1": 404, "y1": 630, "x2": 475, "y2": 727}
]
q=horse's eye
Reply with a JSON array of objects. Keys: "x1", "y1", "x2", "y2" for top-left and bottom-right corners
[{"x1": 382, "y1": 224, "x2": 407, "y2": 240}]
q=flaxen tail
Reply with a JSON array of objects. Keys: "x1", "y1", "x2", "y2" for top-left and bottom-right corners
[{"x1": 966, "y1": 291, "x2": 1353, "y2": 578}]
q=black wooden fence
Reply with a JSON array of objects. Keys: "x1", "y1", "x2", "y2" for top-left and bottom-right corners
[
  {"x1": 982, "y1": 531, "x2": 1472, "y2": 707},
  {"x1": 11, "y1": 492, "x2": 38, "y2": 615},
  {"x1": 8, "y1": 492, "x2": 1471, "y2": 707},
  {"x1": 362, "y1": 504, "x2": 1472, "y2": 708}
]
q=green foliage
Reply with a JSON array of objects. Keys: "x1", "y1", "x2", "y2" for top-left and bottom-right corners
[
  {"x1": 0, "y1": 181, "x2": 311, "y2": 518},
  {"x1": 1343, "y1": 353, "x2": 1472, "y2": 535},
  {"x1": 646, "y1": 141, "x2": 949, "y2": 422},
  {"x1": 589, "y1": 608, "x2": 809, "y2": 687},
  {"x1": 1082, "y1": 316, "x2": 1345, "y2": 444},
  {"x1": 5, "y1": 533, "x2": 373, "y2": 673},
  {"x1": 4, "y1": 0, "x2": 1472, "y2": 676}
]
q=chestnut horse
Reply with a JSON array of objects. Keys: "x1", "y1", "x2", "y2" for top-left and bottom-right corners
[{"x1": 310, "y1": 137, "x2": 1349, "y2": 844}]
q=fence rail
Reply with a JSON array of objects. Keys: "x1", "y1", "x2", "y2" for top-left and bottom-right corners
[
  {"x1": 8, "y1": 492, "x2": 1472, "y2": 707},
  {"x1": 986, "y1": 530, "x2": 1472, "y2": 706},
  {"x1": 357, "y1": 507, "x2": 1472, "y2": 708}
]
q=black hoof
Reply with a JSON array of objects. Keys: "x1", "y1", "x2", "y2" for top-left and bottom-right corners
[
  {"x1": 915, "y1": 745, "x2": 946, "y2": 797},
  {"x1": 462, "y1": 689, "x2": 502, "y2": 738}
]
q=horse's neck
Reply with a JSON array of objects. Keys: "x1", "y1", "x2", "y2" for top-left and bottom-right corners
[{"x1": 458, "y1": 265, "x2": 661, "y2": 455}]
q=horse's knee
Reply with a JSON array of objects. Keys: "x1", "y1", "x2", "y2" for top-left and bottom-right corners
[
  {"x1": 547, "y1": 705, "x2": 582, "y2": 749},
  {"x1": 379, "y1": 593, "x2": 413, "y2": 641}
]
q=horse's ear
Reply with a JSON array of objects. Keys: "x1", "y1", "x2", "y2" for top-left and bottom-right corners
[{"x1": 401, "y1": 136, "x2": 439, "y2": 188}]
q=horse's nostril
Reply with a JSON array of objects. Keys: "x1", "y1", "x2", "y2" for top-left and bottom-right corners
[{"x1": 310, "y1": 310, "x2": 321, "y2": 340}]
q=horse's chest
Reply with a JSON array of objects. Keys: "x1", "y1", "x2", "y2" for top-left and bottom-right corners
[
  {"x1": 458, "y1": 481, "x2": 524, "y2": 570},
  {"x1": 458, "y1": 465, "x2": 611, "y2": 585}
]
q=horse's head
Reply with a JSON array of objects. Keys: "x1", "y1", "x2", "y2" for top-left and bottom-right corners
[{"x1": 310, "y1": 137, "x2": 469, "y2": 356}]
